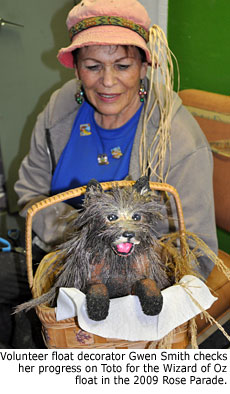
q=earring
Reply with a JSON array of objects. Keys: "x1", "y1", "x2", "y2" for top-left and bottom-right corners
[
  {"x1": 75, "y1": 86, "x2": 84, "y2": 104},
  {"x1": 139, "y1": 81, "x2": 147, "y2": 102}
]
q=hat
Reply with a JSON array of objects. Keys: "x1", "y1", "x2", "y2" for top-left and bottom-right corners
[{"x1": 57, "y1": 0, "x2": 151, "y2": 68}]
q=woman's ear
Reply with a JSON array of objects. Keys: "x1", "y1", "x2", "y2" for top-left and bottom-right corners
[
  {"x1": 140, "y1": 61, "x2": 148, "y2": 79},
  {"x1": 74, "y1": 66, "x2": 79, "y2": 79}
]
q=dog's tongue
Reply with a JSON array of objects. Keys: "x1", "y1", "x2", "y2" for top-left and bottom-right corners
[{"x1": 116, "y1": 243, "x2": 133, "y2": 254}]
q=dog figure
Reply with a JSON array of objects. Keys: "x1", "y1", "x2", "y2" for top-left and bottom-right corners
[{"x1": 16, "y1": 177, "x2": 174, "y2": 320}]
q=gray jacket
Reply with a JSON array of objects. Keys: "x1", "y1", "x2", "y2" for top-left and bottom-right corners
[{"x1": 15, "y1": 79, "x2": 218, "y2": 278}]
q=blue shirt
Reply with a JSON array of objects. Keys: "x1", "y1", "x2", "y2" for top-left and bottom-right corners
[{"x1": 51, "y1": 101, "x2": 142, "y2": 207}]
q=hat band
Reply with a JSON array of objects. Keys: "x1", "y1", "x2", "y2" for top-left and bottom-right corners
[{"x1": 69, "y1": 16, "x2": 149, "y2": 43}]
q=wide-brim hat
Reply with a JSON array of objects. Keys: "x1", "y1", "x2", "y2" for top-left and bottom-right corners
[{"x1": 57, "y1": 0, "x2": 152, "y2": 68}]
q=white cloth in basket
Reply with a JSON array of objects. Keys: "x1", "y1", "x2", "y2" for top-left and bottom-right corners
[{"x1": 55, "y1": 275, "x2": 216, "y2": 341}]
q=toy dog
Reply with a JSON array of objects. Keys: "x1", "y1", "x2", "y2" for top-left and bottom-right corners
[{"x1": 16, "y1": 177, "x2": 174, "y2": 320}]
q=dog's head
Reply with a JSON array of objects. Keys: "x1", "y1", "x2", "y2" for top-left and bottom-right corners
[{"x1": 76, "y1": 177, "x2": 163, "y2": 258}]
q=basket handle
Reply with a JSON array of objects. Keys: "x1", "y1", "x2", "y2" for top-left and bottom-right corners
[{"x1": 26, "y1": 180, "x2": 186, "y2": 288}]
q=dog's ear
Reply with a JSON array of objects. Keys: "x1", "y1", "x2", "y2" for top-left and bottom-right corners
[
  {"x1": 86, "y1": 179, "x2": 103, "y2": 194},
  {"x1": 133, "y1": 176, "x2": 151, "y2": 195}
]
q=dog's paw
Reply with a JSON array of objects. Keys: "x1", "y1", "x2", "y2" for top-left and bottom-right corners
[
  {"x1": 134, "y1": 278, "x2": 163, "y2": 316},
  {"x1": 86, "y1": 284, "x2": 110, "y2": 321}
]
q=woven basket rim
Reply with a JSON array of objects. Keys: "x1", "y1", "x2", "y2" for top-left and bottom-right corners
[{"x1": 210, "y1": 140, "x2": 230, "y2": 158}]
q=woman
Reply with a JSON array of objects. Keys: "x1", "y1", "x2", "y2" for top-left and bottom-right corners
[
  {"x1": 15, "y1": 0, "x2": 217, "y2": 280},
  {"x1": 2, "y1": 0, "x2": 217, "y2": 348}
]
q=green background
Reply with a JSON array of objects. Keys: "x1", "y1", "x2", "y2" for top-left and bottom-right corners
[
  {"x1": 167, "y1": 0, "x2": 230, "y2": 253},
  {"x1": 168, "y1": 0, "x2": 230, "y2": 94}
]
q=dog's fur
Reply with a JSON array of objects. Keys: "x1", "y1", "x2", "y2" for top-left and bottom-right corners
[{"x1": 16, "y1": 177, "x2": 174, "y2": 320}]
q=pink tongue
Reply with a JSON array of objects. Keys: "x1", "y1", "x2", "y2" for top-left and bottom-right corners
[{"x1": 116, "y1": 243, "x2": 133, "y2": 253}]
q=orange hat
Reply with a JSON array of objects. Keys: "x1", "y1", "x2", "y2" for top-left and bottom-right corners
[{"x1": 57, "y1": 0, "x2": 151, "y2": 68}]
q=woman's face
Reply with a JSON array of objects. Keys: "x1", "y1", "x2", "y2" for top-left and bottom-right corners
[{"x1": 75, "y1": 45, "x2": 148, "y2": 128}]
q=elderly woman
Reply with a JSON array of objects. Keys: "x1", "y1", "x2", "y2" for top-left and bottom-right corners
[
  {"x1": 15, "y1": 0, "x2": 217, "y2": 278},
  {"x1": 1, "y1": 0, "x2": 217, "y2": 347}
]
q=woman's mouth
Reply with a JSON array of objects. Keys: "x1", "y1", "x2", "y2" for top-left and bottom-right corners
[{"x1": 97, "y1": 93, "x2": 121, "y2": 102}]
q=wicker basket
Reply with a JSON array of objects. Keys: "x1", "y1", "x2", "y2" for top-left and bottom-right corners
[
  {"x1": 210, "y1": 140, "x2": 230, "y2": 158},
  {"x1": 26, "y1": 180, "x2": 190, "y2": 349}
]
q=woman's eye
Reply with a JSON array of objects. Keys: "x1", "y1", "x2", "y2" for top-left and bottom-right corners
[
  {"x1": 116, "y1": 64, "x2": 130, "y2": 70},
  {"x1": 132, "y1": 213, "x2": 141, "y2": 221},
  {"x1": 86, "y1": 65, "x2": 100, "y2": 71},
  {"x1": 107, "y1": 214, "x2": 119, "y2": 222}
]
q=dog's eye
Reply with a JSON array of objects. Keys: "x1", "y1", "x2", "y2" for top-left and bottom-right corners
[
  {"x1": 107, "y1": 214, "x2": 118, "y2": 221},
  {"x1": 132, "y1": 213, "x2": 141, "y2": 221}
]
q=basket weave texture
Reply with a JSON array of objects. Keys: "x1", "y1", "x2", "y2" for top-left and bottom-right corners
[
  {"x1": 210, "y1": 140, "x2": 230, "y2": 158},
  {"x1": 27, "y1": 180, "x2": 190, "y2": 349}
]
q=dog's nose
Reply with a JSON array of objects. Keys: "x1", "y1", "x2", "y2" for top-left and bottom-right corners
[{"x1": 123, "y1": 231, "x2": 135, "y2": 239}]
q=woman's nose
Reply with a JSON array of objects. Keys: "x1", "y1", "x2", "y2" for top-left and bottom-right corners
[{"x1": 101, "y1": 67, "x2": 116, "y2": 87}]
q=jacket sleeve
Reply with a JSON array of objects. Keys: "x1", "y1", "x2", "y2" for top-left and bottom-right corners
[
  {"x1": 14, "y1": 92, "x2": 76, "y2": 246},
  {"x1": 163, "y1": 106, "x2": 218, "y2": 279},
  {"x1": 166, "y1": 147, "x2": 217, "y2": 279}
]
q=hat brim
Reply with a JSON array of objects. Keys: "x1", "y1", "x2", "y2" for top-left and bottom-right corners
[{"x1": 57, "y1": 25, "x2": 151, "y2": 68}]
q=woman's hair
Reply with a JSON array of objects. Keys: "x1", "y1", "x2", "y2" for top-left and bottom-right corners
[{"x1": 72, "y1": 45, "x2": 147, "y2": 67}]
